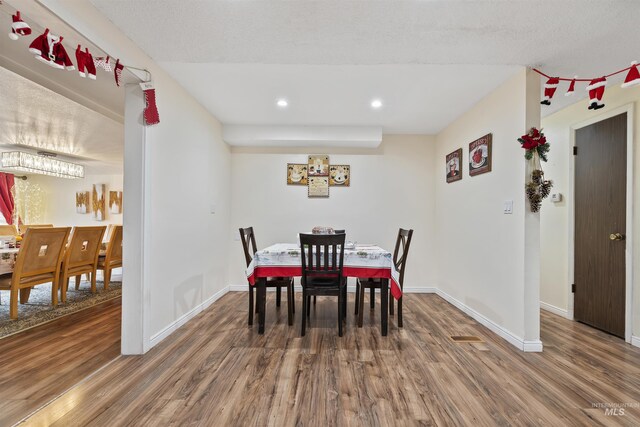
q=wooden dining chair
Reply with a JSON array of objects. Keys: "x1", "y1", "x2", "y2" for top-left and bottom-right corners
[
  {"x1": 239, "y1": 227, "x2": 294, "y2": 326},
  {"x1": 356, "y1": 228, "x2": 413, "y2": 328},
  {"x1": 0, "y1": 227, "x2": 70, "y2": 319},
  {"x1": 95, "y1": 225, "x2": 122, "y2": 290},
  {"x1": 300, "y1": 232, "x2": 346, "y2": 336},
  {"x1": 18, "y1": 224, "x2": 53, "y2": 235},
  {"x1": 0, "y1": 224, "x2": 18, "y2": 236},
  {"x1": 313, "y1": 229, "x2": 345, "y2": 306},
  {"x1": 59, "y1": 226, "x2": 106, "y2": 302}
]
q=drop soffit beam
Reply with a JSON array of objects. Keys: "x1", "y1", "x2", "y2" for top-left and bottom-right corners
[{"x1": 222, "y1": 125, "x2": 383, "y2": 148}]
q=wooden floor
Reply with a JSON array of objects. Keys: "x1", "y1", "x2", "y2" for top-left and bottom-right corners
[
  {"x1": 19, "y1": 292, "x2": 640, "y2": 426},
  {"x1": 0, "y1": 298, "x2": 121, "y2": 427}
]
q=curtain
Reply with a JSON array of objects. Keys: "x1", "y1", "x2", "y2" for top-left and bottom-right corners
[{"x1": 0, "y1": 172, "x2": 15, "y2": 224}]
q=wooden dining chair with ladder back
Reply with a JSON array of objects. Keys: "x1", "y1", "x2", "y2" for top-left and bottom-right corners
[
  {"x1": 300, "y1": 232, "x2": 347, "y2": 336},
  {"x1": 59, "y1": 226, "x2": 106, "y2": 303},
  {"x1": 312, "y1": 229, "x2": 345, "y2": 307},
  {"x1": 0, "y1": 227, "x2": 70, "y2": 319},
  {"x1": 95, "y1": 225, "x2": 122, "y2": 290},
  {"x1": 356, "y1": 228, "x2": 413, "y2": 328},
  {"x1": 239, "y1": 227, "x2": 295, "y2": 326}
]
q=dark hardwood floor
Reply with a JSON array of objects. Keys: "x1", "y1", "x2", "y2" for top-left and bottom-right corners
[
  {"x1": 0, "y1": 298, "x2": 121, "y2": 427},
  {"x1": 14, "y1": 292, "x2": 640, "y2": 426}
]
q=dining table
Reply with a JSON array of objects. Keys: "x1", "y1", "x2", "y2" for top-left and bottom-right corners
[
  {"x1": 0, "y1": 247, "x2": 20, "y2": 275},
  {"x1": 246, "y1": 243, "x2": 402, "y2": 336}
]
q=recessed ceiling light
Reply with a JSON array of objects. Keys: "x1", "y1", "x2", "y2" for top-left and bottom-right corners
[
  {"x1": 276, "y1": 98, "x2": 288, "y2": 108},
  {"x1": 371, "y1": 99, "x2": 383, "y2": 109}
]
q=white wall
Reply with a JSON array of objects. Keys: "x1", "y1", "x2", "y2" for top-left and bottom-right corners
[
  {"x1": 541, "y1": 84, "x2": 640, "y2": 339},
  {"x1": 30, "y1": 173, "x2": 123, "y2": 226},
  {"x1": 228, "y1": 135, "x2": 437, "y2": 290},
  {"x1": 40, "y1": 0, "x2": 232, "y2": 353},
  {"x1": 434, "y1": 68, "x2": 541, "y2": 348}
]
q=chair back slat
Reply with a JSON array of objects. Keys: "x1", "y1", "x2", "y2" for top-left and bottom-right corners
[
  {"x1": 392, "y1": 228, "x2": 414, "y2": 287},
  {"x1": 106, "y1": 225, "x2": 123, "y2": 262},
  {"x1": 14, "y1": 227, "x2": 70, "y2": 278},
  {"x1": 300, "y1": 233, "x2": 345, "y2": 280},
  {"x1": 239, "y1": 227, "x2": 258, "y2": 267},
  {"x1": 18, "y1": 224, "x2": 53, "y2": 235},
  {"x1": 0, "y1": 224, "x2": 18, "y2": 236}
]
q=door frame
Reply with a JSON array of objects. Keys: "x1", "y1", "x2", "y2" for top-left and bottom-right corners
[{"x1": 567, "y1": 103, "x2": 634, "y2": 343}]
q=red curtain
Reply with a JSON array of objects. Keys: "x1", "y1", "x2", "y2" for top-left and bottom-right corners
[{"x1": 0, "y1": 172, "x2": 15, "y2": 225}]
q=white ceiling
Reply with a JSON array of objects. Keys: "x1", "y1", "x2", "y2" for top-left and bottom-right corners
[
  {"x1": 0, "y1": 66, "x2": 123, "y2": 174},
  {"x1": 0, "y1": 1, "x2": 127, "y2": 174},
  {"x1": 90, "y1": 0, "x2": 640, "y2": 134}
]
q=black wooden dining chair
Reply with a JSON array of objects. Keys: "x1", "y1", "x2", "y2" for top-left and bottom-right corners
[
  {"x1": 356, "y1": 228, "x2": 413, "y2": 328},
  {"x1": 239, "y1": 227, "x2": 294, "y2": 326},
  {"x1": 300, "y1": 233, "x2": 346, "y2": 336},
  {"x1": 313, "y1": 229, "x2": 345, "y2": 306}
]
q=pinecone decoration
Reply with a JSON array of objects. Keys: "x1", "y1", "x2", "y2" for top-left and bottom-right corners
[
  {"x1": 531, "y1": 169, "x2": 544, "y2": 185},
  {"x1": 540, "y1": 180, "x2": 553, "y2": 199},
  {"x1": 525, "y1": 182, "x2": 537, "y2": 198},
  {"x1": 529, "y1": 194, "x2": 542, "y2": 212}
]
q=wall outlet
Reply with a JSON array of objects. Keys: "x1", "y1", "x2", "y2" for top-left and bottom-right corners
[{"x1": 503, "y1": 200, "x2": 513, "y2": 214}]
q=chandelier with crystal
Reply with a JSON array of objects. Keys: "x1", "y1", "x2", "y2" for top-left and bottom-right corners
[{"x1": 1, "y1": 151, "x2": 84, "y2": 179}]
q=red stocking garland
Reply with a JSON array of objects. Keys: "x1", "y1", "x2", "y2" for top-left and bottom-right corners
[
  {"x1": 114, "y1": 58, "x2": 124, "y2": 87},
  {"x1": 534, "y1": 62, "x2": 640, "y2": 110},
  {"x1": 140, "y1": 82, "x2": 160, "y2": 126}
]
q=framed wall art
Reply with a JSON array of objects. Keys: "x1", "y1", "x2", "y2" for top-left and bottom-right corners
[
  {"x1": 76, "y1": 191, "x2": 90, "y2": 213},
  {"x1": 308, "y1": 155, "x2": 329, "y2": 176},
  {"x1": 329, "y1": 165, "x2": 350, "y2": 187},
  {"x1": 308, "y1": 176, "x2": 330, "y2": 198},
  {"x1": 469, "y1": 133, "x2": 492, "y2": 176},
  {"x1": 445, "y1": 149, "x2": 463, "y2": 183},
  {"x1": 287, "y1": 163, "x2": 308, "y2": 185},
  {"x1": 109, "y1": 191, "x2": 123, "y2": 214},
  {"x1": 92, "y1": 184, "x2": 106, "y2": 221}
]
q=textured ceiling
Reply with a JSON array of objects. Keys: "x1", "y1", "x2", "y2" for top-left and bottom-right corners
[
  {"x1": 89, "y1": 0, "x2": 640, "y2": 131},
  {"x1": 0, "y1": 66, "x2": 123, "y2": 174}
]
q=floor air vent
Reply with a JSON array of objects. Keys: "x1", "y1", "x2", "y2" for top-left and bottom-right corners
[{"x1": 450, "y1": 336, "x2": 483, "y2": 343}]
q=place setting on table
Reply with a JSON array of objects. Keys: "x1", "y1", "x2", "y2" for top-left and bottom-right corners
[{"x1": 241, "y1": 226, "x2": 413, "y2": 337}]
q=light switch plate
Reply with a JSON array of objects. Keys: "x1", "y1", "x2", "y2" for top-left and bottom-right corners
[{"x1": 503, "y1": 200, "x2": 513, "y2": 214}]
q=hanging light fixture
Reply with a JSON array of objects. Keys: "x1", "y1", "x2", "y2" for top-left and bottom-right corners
[{"x1": 1, "y1": 151, "x2": 84, "y2": 179}]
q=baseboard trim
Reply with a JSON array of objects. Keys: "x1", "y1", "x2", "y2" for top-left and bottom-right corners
[
  {"x1": 632, "y1": 336, "x2": 640, "y2": 349},
  {"x1": 540, "y1": 301, "x2": 571, "y2": 319},
  {"x1": 434, "y1": 288, "x2": 543, "y2": 352},
  {"x1": 149, "y1": 286, "x2": 229, "y2": 349}
]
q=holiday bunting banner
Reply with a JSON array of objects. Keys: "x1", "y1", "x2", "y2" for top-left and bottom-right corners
[{"x1": 535, "y1": 61, "x2": 640, "y2": 110}]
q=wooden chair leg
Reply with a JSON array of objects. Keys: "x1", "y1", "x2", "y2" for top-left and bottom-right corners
[
  {"x1": 19, "y1": 287, "x2": 32, "y2": 304},
  {"x1": 358, "y1": 284, "x2": 365, "y2": 327},
  {"x1": 248, "y1": 285, "x2": 254, "y2": 326},
  {"x1": 398, "y1": 296, "x2": 403, "y2": 328},
  {"x1": 313, "y1": 295, "x2": 317, "y2": 305},
  {"x1": 301, "y1": 289, "x2": 307, "y2": 336},
  {"x1": 286, "y1": 283, "x2": 293, "y2": 326},
  {"x1": 10, "y1": 287, "x2": 18, "y2": 319},
  {"x1": 338, "y1": 289, "x2": 343, "y2": 337},
  {"x1": 88, "y1": 272, "x2": 96, "y2": 295},
  {"x1": 354, "y1": 280, "x2": 359, "y2": 315},
  {"x1": 59, "y1": 274, "x2": 68, "y2": 303},
  {"x1": 75, "y1": 275, "x2": 81, "y2": 290},
  {"x1": 306, "y1": 295, "x2": 311, "y2": 318},
  {"x1": 102, "y1": 269, "x2": 110, "y2": 291},
  {"x1": 51, "y1": 279, "x2": 59, "y2": 306},
  {"x1": 276, "y1": 286, "x2": 282, "y2": 308},
  {"x1": 370, "y1": 285, "x2": 375, "y2": 310},
  {"x1": 389, "y1": 289, "x2": 394, "y2": 316},
  {"x1": 290, "y1": 280, "x2": 295, "y2": 314}
]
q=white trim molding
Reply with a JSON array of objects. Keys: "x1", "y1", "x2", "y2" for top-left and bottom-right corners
[
  {"x1": 632, "y1": 336, "x2": 640, "y2": 349},
  {"x1": 149, "y1": 286, "x2": 229, "y2": 349},
  {"x1": 540, "y1": 301, "x2": 571, "y2": 319},
  {"x1": 435, "y1": 288, "x2": 543, "y2": 352}
]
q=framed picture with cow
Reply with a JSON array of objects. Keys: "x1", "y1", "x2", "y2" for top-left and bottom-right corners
[
  {"x1": 329, "y1": 165, "x2": 350, "y2": 187},
  {"x1": 445, "y1": 149, "x2": 462, "y2": 183}
]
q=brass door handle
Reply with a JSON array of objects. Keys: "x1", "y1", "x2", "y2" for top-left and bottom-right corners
[{"x1": 609, "y1": 233, "x2": 625, "y2": 241}]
